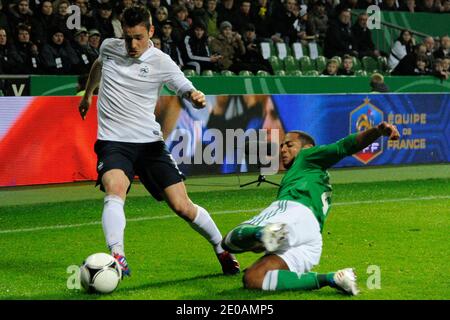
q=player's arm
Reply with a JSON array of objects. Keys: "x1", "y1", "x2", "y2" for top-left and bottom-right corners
[
  {"x1": 355, "y1": 121, "x2": 400, "y2": 150},
  {"x1": 79, "y1": 58, "x2": 103, "y2": 120},
  {"x1": 182, "y1": 89, "x2": 206, "y2": 109},
  {"x1": 304, "y1": 121, "x2": 399, "y2": 169}
]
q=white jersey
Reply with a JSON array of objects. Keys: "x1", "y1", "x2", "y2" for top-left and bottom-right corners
[{"x1": 97, "y1": 38, "x2": 195, "y2": 143}]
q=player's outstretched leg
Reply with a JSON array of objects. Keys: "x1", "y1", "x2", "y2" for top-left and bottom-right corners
[
  {"x1": 164, "y1": 182, "x2": 240, "y2": 275},
  {"x1": 189, "y1": 204, "x2": 240, "y2": 275},
  {"x1": 222, "y1": 223, "x2": 289, "y2": 253},
  {"x1": 261, "y1": 268, "x2": 359, "y2": 295}
]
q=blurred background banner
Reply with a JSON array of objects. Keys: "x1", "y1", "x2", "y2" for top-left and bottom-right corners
[{"x1": 0, "y1": 94, "x2": 449, "y2": 187}]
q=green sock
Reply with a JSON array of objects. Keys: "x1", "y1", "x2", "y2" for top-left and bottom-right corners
[
  {"x1": 272, "y1": 271, "x2": 336, "y2": 291},
  {"x1": 222, "y1": 224, "x2": 264, "y2": 253}
]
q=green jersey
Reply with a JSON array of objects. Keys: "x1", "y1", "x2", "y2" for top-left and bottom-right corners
[{"x1": 277, "y1": 134, "x2": 360, "y2": 231}]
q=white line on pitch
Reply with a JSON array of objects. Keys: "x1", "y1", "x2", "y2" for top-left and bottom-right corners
[{"x1": 0, "y1": 195, "x2": 449, "y2": 234}]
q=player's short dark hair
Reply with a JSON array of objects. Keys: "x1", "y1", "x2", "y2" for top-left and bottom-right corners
[
  {"x1": 289, "y1": 130, "x2": 316, "y2": 146},
  {"x1": 122, "y1": 6, "x2": 152, "y2": 31}
]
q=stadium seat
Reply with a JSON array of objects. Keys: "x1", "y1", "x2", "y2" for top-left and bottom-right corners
[
  {"x1": 283, "y1": 56, "x2": 299, "y2": 73},
  {"x1": 304, "y1": 70, "x2": 319, "y2": 76},
  {"x1": 260, "y1": 42, "x2": 276, "y2": 60},
  {"x1": 201, "y1": 70, "x2": 215, "y2": 76},
  {"x1": 292, "y1": 42, "x2": 305, "y2": 60},
  {"x1": 308, "y1": 42, "x2": 321, "y2": 59},
  {"x1": 377, "y1": 56, "x2": 388, "y2": 72},
  {"x1": 274, "y1": 70, "x2": 286, "y2": 76},
  {"x1": 221, "y1": 70, "x2": 235, "y2": 76},
  {"x1": 354, "y1": 70, "x2": 367, "y2": 76},
  {"x1": 239, "y1": 70, "x2": 253, "y2": 76},
  {"x1": 314, "y1": 56, "x2": 327, "y2": 73},
  {"x1": 332, "y1": 56, "x2": 342, "y2": 65},
  {"x1": 362, "y1": 56, "x2": 379, "y2": 73},
  {"x1": 275, "y1": 42, "x2": 292, "y2": 59},
  {"x1": 183, "y1": 69, "x2": 197, "y2": 77},
  {"x1": 256, "y1": 70, "x2": 271, "y2": 76},
  {"x1": 299, "y1": 56, "x2": 314, "y2": 72},
  {"x1": 268, "y1": 56, "x2": 283, "y2": 73},
  {"x1": 286, "y1": 70, "x2": 303, "y2": 76},
  {"x1": 352, "y1": 56, "x2": 362, "y2": 71}
]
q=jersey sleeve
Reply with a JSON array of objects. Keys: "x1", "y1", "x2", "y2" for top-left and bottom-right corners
[
  {"x1": 303, "y1": 133, "x2": 359, "y2": 169},
  {"x1": 160, "y1": 54, "x2": 196, "y2": 96},
  {"x1": 98, "y1": 38, "x2": 115, "y2": 62}
]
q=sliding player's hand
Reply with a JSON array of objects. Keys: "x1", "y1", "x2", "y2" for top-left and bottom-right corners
[
  {"x1": 190, "y1": 90, "x2": 206, "y2": 109},
  {"x1": 377, "y1": 121, "x2": 400, "y2": 140},
  {"x1": 79, "y1": 96, "x2": 91, "y2": 120}
]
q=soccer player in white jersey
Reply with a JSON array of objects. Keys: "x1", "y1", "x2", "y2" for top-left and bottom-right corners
[
  {"x1": 78, "y1": 7, "x2": 240, "y2": 277},
  {"x1": 222, "y1": 122, "x2": 400, "y2": 295}
]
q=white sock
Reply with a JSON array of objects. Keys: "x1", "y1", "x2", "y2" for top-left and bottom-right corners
[
  {"x1": 262, "y1": 270, "x2": 279, "y2": 291},
  {"x1": 189, "y1": 205, "x2": 224, "y2": 254},
  {"x1": 102, "y1": 195, "x2": 126, "y2": 256}
]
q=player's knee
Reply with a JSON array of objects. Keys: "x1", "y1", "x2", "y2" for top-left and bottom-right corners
[
  {"x1": 103, "y1": 178, "x2": 128, "y2": 198},
  {"x1": 170, "y1": 198, "x2": 196, "y2": 221},
  {"x1": 243, "y1": 267, "x2": 264, "y2": 290}
]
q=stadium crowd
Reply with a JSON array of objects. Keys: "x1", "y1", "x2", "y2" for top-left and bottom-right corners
[{"x1": 0, "y1": 0, "x2": 449, "y2": 77}]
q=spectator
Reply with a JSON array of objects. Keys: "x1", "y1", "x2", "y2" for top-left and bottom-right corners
[
  {"x1": 423, "y1": 36, "x2": 435, "y2": 67},
  {"x1": 352, "y1": 12, "x2": 380, "y2": 59},
  {"x1": 53, "y1": 0, "x2": 74, "y2": 43},
  {"x1": 321, "y1": 58, "x2": 339, "y2": 76},
  {"x1": 308, "y1": 1, "x2": 328, "y2": 45},
  {"x1": 388, "y1": 29, "x2": 415, "y2": 70},
  {"x1": 217, "y1": 0, "x2": 237, "y2": 28},
  {"x1": 88, "y1": 28, "x2": 101, "y2": 56},
  {"x1": 392, "y1": 43, "x2": 427, "y2": 75},
  {"x1": 324, "y1": 8, "x2": 356, "y2": 58},
  {"x1": 182, "y1": 20, "x2": 220, "y2": 74},
  {"x1": 412, "y1": 54, "x2": 430, "y2": 75},
  {"x1": 40, "y1": 26, "x2": 79, "y2": 74},
  {"x1": 380, "y1": 0, "x2": 399, "y2": 11},
  {"x1": 204, "y1": 0, "x2": 219, "y2": 38},
  {"x1": 148, "y1": 0, "x2": 162, "y2": 19},
  {"x1": 160, "y1": 19, "x2": 184, "y2": 67},
  {"x1": 431, "y1": 58, "x2": 449, "y2": 80},
  {"x1": 233, "y1": 0, "x2": 254, "y2": 34},
  {"x1": 209, "y1": 20, "x2": 247, "y2": 74},
  {"x1": 74, "y1": 0, "x2": 96, "y2": 31},
  {"x1": 171, "y1": 5, "x2": 191, "y2": 44},
  {"x1": 434, "y1": 35, "x2": 449, "y2": 59},
  {"x1": 337, "y1": 54, "x2": 355, "y2": 75},
  {"x1": 251, "y1": 0, "x2": 273, "y2": 41},
  {"x1": 93, "y1": 1, "x2": 123, "y2": 39},
  {"x1": 0, "y1": 27, "x2": 23, "y2": 74},
  {"x1": 72, "y1": 27, "x2": 97, "y2": 74},
  {"x1": 417, "y1": 0, "x2": 440, "y2": 12},
  {"x1": 154, "y1": 6, "x2": 169, "y2": 37},
  {"x1": 400, "y1": 0, "x2": 417, "y2": 12},
  {"x1": 370, "y1": 73, "x2": 390, "y2": 93},
  {"x1": 440, "y1": 0, "x2": 450, "y2": 12},
  {"x1": 442, "y1": 57, "x2": 449, "y2": 72},
  {"x1": 15, "y1": 23, "x2": 41, "y2": 73},
  {"x1": 151, "y1": 35, "x2": 162, "y2": 49},
  {"x1": 190, "y1": 0, "x2": 207, "y2": 25},
  {"x1": 271, "y1": 0, "x2": 298, "y2": 43},
  {"x1": 7, "y1": 0, "x2": 34, "y2": 36},
  {"x1": 240, "y1": 23, "x2": 273, "y2": 74},
  {"x1": 289, "y1": 4, "x2": 317, "y2": 44},
  {"x1": 0, "y1": 0, "x2": 11, "y2": 36},
  {"x1": 31, "y1": 0, "x2": 56, "y2": 45}
]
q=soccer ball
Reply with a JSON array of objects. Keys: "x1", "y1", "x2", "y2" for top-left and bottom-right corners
[{"x1": 79, "y1": 253, "x2": 122, "y2": 294}]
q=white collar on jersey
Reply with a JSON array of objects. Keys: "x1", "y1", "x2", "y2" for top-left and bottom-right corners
[{"x1": 137, "y1": 40, "x2": 154, "y2": 61}]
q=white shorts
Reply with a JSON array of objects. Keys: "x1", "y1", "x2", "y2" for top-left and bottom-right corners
[{"x1": 244, "y1": 200, "x2": 322, "y2": 274}]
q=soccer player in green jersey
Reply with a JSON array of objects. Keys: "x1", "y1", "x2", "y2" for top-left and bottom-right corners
[{"x1": 222, "y1": 121, "x2": 400, "y2": 295}]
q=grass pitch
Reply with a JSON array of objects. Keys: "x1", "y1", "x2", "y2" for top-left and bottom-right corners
[{"x1": 0, "y1": 164, "x2": 449, "y2": 300}]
